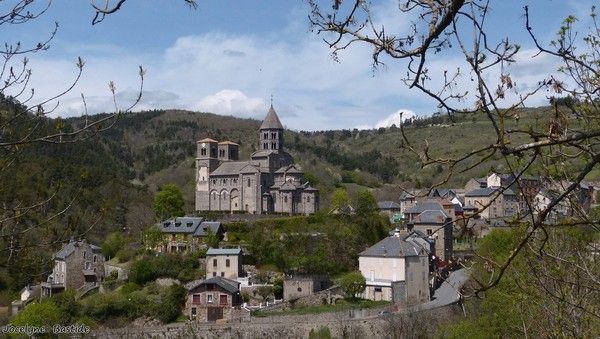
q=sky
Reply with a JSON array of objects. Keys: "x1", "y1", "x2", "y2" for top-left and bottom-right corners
[{"x1": 3, "y1": 0, "x2": 596, "y2": 131}]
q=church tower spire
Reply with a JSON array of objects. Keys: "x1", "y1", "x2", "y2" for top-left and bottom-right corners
[{"x1": 259, "y1": 103, "x2": 284, "y2": 151}]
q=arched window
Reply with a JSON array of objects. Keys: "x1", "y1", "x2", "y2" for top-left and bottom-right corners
[{"x1": 201, "y1": 148, "x2": 207, "y2": 156}]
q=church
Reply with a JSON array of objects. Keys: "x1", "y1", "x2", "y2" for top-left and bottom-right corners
[{"x1": 195, "y1": 105, "x2": 319, "y2": 215}]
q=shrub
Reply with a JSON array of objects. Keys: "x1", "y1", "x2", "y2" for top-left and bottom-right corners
[{"x1": 11, "y1": 301, "x2": 61, "y2": 327}]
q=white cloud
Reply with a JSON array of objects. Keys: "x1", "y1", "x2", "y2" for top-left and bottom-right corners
[
  {"x1": 194, "y1": 89, "x2": 264, "y2": 117},
  {"x1": 375, "y1": 109, "x2": 417, "y2": 128},
  {"x1": 16, "y1": 0, "x2": 580, "y2": 131},
  {"x1": 357, "y1": 109, "x2": 417, "y2": 130}
]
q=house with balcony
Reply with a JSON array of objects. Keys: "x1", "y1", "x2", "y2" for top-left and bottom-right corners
[
  {"x1": 154, "y1": 217, "x2": 223, "y2": 253},
  {"x1": 41, "y1": 239, "x2": 105, "y2": 298},
  {"x1": 185, "y1": 276, "x2": 243, "y2": 322}
]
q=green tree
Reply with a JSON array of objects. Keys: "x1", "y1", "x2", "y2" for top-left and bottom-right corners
[
  {"x1": 204, "y1": 228, "x2": 220, "y2": 249},
  {"x1": 144, "y1": 225, "x2": 165, "y2": 251},
  {"x1": 339, "y1": 271, "x2": 366, "y2": 300},
  {"x1": 153, "y1": 184, "x2": 185, "y2": 220},
  {"x1": 330, "y1": 188, "x2": 350, "y2": 211},
  {"x1": 355, "y1": 190, "x2": 377, "y2": 217},
  {"x1": 12, "y1": 301, "x2": 61, "y2": 328},
  {"x1": 154, "y1": 284, "x2": 187, "y2": 323},
  {"x1": 102, "y1": 232, "x2": 126, "y2": 259}
]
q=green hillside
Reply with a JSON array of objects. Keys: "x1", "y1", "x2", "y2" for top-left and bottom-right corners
[{"x1": 0, "y1": 99, "x2": 586, "y2": 295}]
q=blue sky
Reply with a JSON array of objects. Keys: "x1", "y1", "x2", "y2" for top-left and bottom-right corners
[{"x1": 5, "y1": 0, "x2": 596, "y2": 130}]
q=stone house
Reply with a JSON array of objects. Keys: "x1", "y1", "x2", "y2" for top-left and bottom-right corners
[
  {"x1": 41, "y1": 239, "x2": 105, "y2": 297},
  {"x1": 154, "y1": 217, "x2": 223, "y2": 254},
  {"x1": 406, "y1": 209, "x2": 454, "y2": 261},
  {"x1": 377, "y1": 201, "x2": 401, "y2": 219},
  {"x1": 464, "y1": 186, "x2": 519, "y2": 220},
  {"x1": 185, "y1": 277, "x2": 243, "y2": 322},
  {"x1": 195, "y1": 105, "x2": 319, "y2": 215},
  {"x1": 283, "y1": 275, "x2": 332, "y2": 301},
  {"x1": 464, "y1": 177, "x2": 487, "y2": 193},
  {"x1": 358, "y1": 232, "x2": 430, "y2": 306},
  {"x1": 206, "y1": 248, "x2": 243, "y2": 280},
  {"x1": 399, "y1": 191, "x2": 419, "y2": 215}
]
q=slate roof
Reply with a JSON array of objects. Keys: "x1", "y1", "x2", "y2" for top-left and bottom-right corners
[
  {"x1": 55, "y1": 240, "x2": 101, "y2": 260},
  {"x1": 414, "y1": 210, "x2": 450, "y2": 224},
  {"x1": 360, "y1": 235, "x2": 424, "y2": 258},
  {"x1": 211, "y1": 161, "x2": 250, "y2": 176},
  {"x1": 303, "y1": 185, "x2": 318, "y2": 192},
  {"x1": 377, "y1": 201, "x2": 401, "y2": 210},
  {"x1": 399, "y1": 191, "x2": 417, "y2": 200},
  {"x1": 218, "y1": 141, "x2": 239, "y2": 145},
  {"x1": 279, "y1": 181, "x2": 300, "y2": 191},
  {"x1": 186, "y1": 276, "x2": 240, "y2": 294},
  {"x1": 207, "y1": 248, "x2": 242, "y2": 256},
  {"x1": 251, "y1": 150, "x2": 276, "y2": 158},
  {"x1": 260, "y1": 105, "x2": 284, "y2": 130},
  {"x1": 465, "y1": 186, "x2": 514, "y2": 197},
  {"x1": 160, "y1": 217, "x2": 204, "y2": 234},
  {"x1": 192, "y1": 221, "x2": 222, "y2": 237},
  {"x1": 404, "y1": 200, "x2": 445, "y2": 214},
  {"x1": 198, "y1": 138, "x2": 218, "y2": 143}
]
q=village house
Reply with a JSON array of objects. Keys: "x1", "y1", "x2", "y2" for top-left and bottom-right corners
[
  {"x1": 154, "y1": 217, "x2": 223, "y2": 254},
  {"x1": 206, "y1": 248, "x2": 243, "y2": 280},
  {"x1": 377, "y1": 201, "x2": 401, "y2": 216},
  {"x1": 185, "y1": 276, "x2": 243, "y2": 322},
  {"x1": 358, "y1": 231, "x2": 430, "y2": 306},
  {"x1": 41, "y1": 239, "x2": 105, "y2": 298},
  {"x1": 283, "y1": 275, "x2": 332, "y2": 301},
  {"x1": 464, "y1": 186, "x2": 519, "y2": 220},
  {"x1": 399, "y1": 190, "x2": 419, "y2": 215},
  {"x1": 405, "y1": 207, "x2": 454, "y2": 261}
]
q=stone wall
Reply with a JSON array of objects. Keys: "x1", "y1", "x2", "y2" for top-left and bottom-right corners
[{"x1": 92, "y1": 303, "x2": 461, "y2": 338}]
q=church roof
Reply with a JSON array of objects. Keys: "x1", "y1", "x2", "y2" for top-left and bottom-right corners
[
  {"x1": 240, "y1": 163, "x2": 260, "y2": 173},
  {"x1": 198, "y1": 138, "x2": 218, "y2": 143},
  {"x1": 218, "y1": 140, "x2": 239, "y2": 145},
  {"x1": 260, "y1": 105, "x2": 284, "y2": 130},
  {"x1": 251, "y1": 150, "x2": 276, "y2": 158},
  {"x1": 211, "y1": 161, "x2": 250, "y2": 176},
  {"x1": 280, "y1": 181, "x2": 300, "y2": 191},
  {"x1": 275, "y1": 164, "x2": 303, "y2": 174}
]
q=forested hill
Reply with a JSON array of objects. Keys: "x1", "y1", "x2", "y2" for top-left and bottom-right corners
[{"x1": 1, "y1": 101, "x2": 590, "y2": 290}]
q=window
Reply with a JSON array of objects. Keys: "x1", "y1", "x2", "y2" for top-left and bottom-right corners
[
  {"x1": 427, "y1": 229, "x2": 433, "y2": 235},
  {"x1": 263, "y1": 133, "x2": 268, "y2": 139},
  {"x1": 213, "y1": 259, "x2": 217, "y2": 267},
  {"x1": 374, "y1": 287, "x2": 382, "y2": 292},
  {"x1": 220, "y1": 295, "x2": 228, "y2": 305},
  {"x1": 284, "y1": 196, "x2": 288, "y2": 203},
  {"x1": 93, "y1": 255, "x2": 97, "y2": 263},
  {"x1": 220, "y1": 272, "x2": 225, "y2": 277},
  {"x1": 213, "y1": 272, "x2": 217, "y2": 277},
  {"x1": 207, "y1": 294, "x2": 213, "y2": 303},
  {"x1": 297, "y1": 287, "x2": 302, "y2": 292},
  {"x1": 247, "y1": 178, "x2": 251, "y2": 187},
  {"x1": 271, "y1": 142, "x2": 276, "y2": 149},
  {"x1": 271, "y1": 132, "x2": 276, "y2": 139},
  {"x1": 263, "y1": 142, "x2": 268, "y2": 149},
  {"x1": 201, "y1": 148, "x2": 207, "y2": 156},
  {"x1": 226, "y1": 259, "x2": 230, "y2": 267},
  {"x1": 307, "y1": 196, "x2": 311, "y2": 202},
  {"x1": 85, "y1": 262, "x2": 91, "y2": 270},
  {"x1": 191, "y1": 307, "x2": 197, "y2": 319},
  {"x1": 192, "y1": 294, "x2": 201, "y2": 304}
]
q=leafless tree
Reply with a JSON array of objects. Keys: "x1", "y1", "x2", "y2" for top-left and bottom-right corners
[
  {"x1": 0, "y1": 0, "x2": 193, "y2": 284},
  {"x1": 309, "y1": 0, "x2": 599, "y2": 333}
]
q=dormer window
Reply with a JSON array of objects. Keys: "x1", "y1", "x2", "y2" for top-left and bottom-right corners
[
  {"x1": 187, "y1": 222, "x2": 193, "y2": 227},
  {"x1": 175, "y1": 222, "x2": 181, "y2": 227}
]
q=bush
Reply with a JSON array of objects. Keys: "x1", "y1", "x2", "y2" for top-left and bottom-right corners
[
  {"x1": 12, "y1": 301, "x2": 61, "y2": 327},
  {"x1": 339, "y1": 271, "x2": 366, "y2": 299}
]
